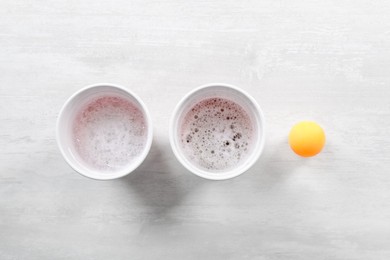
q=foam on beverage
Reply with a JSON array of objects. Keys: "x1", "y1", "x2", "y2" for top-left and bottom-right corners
[
  {"x1": 180, "y1": 97, "x2": 254, "y2": 172},
  {"x1": 72, "y1": 95, "x2": 147, "y2": 172}
]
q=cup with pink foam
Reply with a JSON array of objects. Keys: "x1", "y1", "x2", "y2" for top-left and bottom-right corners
[
  {"x1": 170, "y1": 83, "x2": 265, "y2": 180},
  {"x1": 57, "y1": 83, "x2": 153, "y2": 180}
]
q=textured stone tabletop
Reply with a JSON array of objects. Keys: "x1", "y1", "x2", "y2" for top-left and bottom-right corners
[{"x1": 1, "y1": 0, "x2": 390, "y2": 259}]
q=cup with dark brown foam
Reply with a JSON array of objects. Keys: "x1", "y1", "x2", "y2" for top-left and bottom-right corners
[{"x1": 169, "y1": 83, "x2": 265, "y2": 180}]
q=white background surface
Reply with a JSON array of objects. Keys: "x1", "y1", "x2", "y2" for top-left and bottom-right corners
[{"x1": 1, "y1": 0, "x2": 390, "y2": 259}]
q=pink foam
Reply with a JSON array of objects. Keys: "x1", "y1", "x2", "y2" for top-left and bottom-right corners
[
  {"x1": 72, "y1": 96, "x2": 147, "y2": 172},
  {"x1": 180, "y1": 97, "x2": 254, "y2": 172}
]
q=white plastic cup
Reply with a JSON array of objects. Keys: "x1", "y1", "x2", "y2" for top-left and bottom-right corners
[
  {"x1": 56, "y1": 83, "x2": 153, "y2": 180},
  {"x1": 169, "y1": 83, "x2": 265, "y2": 180}
]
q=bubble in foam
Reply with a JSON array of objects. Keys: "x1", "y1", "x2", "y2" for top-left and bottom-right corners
[
  {"x1": 72, "y1": 96, "x2": 147, "y2": 172},
  {"x1": 180, "y1": 97, "x2": 255, "y2": 172}
]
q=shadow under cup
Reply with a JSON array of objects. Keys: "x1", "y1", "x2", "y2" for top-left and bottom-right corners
[
  {"x1": 169, "y1": 84, "x2": 265, "y2": 180},
  {"x1": 56, "y1": 84, "x2": 153, "y2": 180}
]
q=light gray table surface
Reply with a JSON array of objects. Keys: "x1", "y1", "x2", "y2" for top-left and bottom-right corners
[{"x1": 1, "y1": 0, "x2": 390, "y2": 259}]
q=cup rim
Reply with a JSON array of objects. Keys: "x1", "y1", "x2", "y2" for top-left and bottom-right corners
[
  {"x1": 56, "y1": 83, "x2": 153, "y2": 180},
  {"x1": 169, "y1": 83, "x2": 266, "y2": 180}
]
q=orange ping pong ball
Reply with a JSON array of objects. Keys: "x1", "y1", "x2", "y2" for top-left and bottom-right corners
[{"x1": 288, "y1": 121, "x2": 326, "y2": 157}]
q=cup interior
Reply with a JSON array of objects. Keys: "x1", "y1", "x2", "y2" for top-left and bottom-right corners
[
  {"x1": 170, "y1": 84, "x2": 265, "y2": 180},
  {"x1": 56, "y1": 84, "x2": 153, "y2": 180}
]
